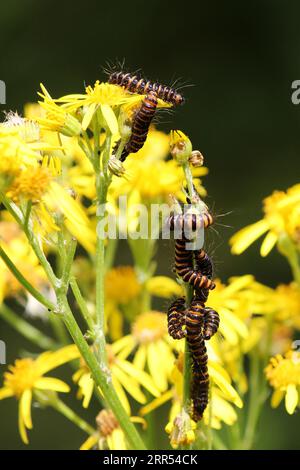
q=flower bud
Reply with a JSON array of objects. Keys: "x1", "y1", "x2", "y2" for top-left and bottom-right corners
[
  {"x1": 165, "y1": 408, "x2": 196, "y2": 449},
  {"x1": 108, "y1": 155, "x2": 126, "y2": 177},
  {"x1": 189, "y1": 150, "x2": 204, "y2": 167},
  {"x1": 169, "y1": 130, "x2": 192, "y2": 165},
  {"x1": 61, "y1": 113, "x2": 82, "y2": 137}
]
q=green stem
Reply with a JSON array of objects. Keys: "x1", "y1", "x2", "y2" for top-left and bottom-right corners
[
  {"x1": 183, "y1": 163, "x2": 195, "y2": 199},
  {"x1": 51, "y1": 397, "x2": 95, "y2": 435},
  {"x1": 278, "y1": 234, "x2": 300, "y2": 285},
  {"x1": 0, "y1": 245, "x2": 55, "y2": 311},
  {"x1": 61, "y1": 237, "x2": 77, "y2": 290},
  {"x1": 25, "y1": 228, "x2": 58, "y2": 288},
  {"x1": 59, "y1": 297, "x2": 146, "y2": 449},
  {"x1": 0, "y1": 303, "x2": 57, "y2": 350},
  {"x1": 72, "y1": 126, "x2": 145, "y2": 449},
  {"x1": 94, "y1": 135, "x2": 111, "y2": 363},
  {"x1": 24, "y1": 201, "x2": 32, "y2": 230},
  {"x1": 70, "y1": 277, "x2": 94, "y2": 331},
  {"x1": 35, "y1": 391, "x2": 95, "y2": 435},
  {"x1": 241, "y1": 353, "x2": 262, "y2": 450}
]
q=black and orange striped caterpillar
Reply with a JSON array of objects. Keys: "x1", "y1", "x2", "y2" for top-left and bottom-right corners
[
  {"x1": 108, "y1": 71, "x2": 185, "y2": 107},
  {"x1": 166, "y1": 208, "x2": 220, "y2": 421},
  {"x1": 119, "y1": 91, "x2": 157, "y2": 162},
  {"x1": 168, "y1": 211, "x2": 215, "y2": 293},
  {"x1": 186, "y1": 297, "x2": 219, "y2": 421},
  {"x1": 174, "y1": 240, "x2": 216, "y2": 292}
]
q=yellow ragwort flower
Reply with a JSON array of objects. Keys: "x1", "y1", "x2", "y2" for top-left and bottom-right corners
[
  {"x1": 73, "y1": 344, "x2": 159, "y2": 413},
  {"x1": 230, "y1": 184, "x2": 300, "y2": 256},
  {"x1": 105, "y1": 266, "x2": 141, "y2": 304},
  {"x1": 54, "y1": 81, "x2": 143, "y2": 132},
  {"x1": 38, "y1": 84, "x2": 82, "y2": 137},
  {"x1": 112, "y1": 311, "x2": 175, "y2": 392},
  {"x1": 6, "y1": 166, "x2": 52, "y2": 203},
  {"x1": 265, "y1": 350, "x2": 300, "y2": 414},
  {"x1": 0, "y1": 345, "x2": 79, "y2": 443}
]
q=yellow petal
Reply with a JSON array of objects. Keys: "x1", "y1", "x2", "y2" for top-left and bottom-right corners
[
  {"x1": 147, "y1": 342, "x2": 168, "y2": 392},
  {"x1": 230, "y1": 219, "x2": 269, "y2": 255},
  {"x1": 0, "y1": 387, "x2": 14, "y2": 400},
  {"x1": 18, "y1": 398, "x2": 29, "y2": 444},
  {"x1": 133, "y1": 344, "x2": 147, "y2": 370},
  {"x1": 271, "y1": 389, "x2": 284, "y2": 408},
  {"x1": 78, "y1": 374, "x2": 94, "y2": 408},
  {"x1": 111, "y1": 377, "x2": 130, "y2": 414},
  {"x1": 108, "y1": 428, "x2": 127, "y2": 450},
  {"x1": 111, "y1": 335, "x2": 135, "y2": 355},
  {"x1": 112, "y1": 365, "x2": 146, "y2": 404},
  {"x1": 209, "y1": 370, "x2": 243, "y2": 408},
  {"x1": 37, "y1": 344, "x2": 80, "y2": 374},
  {"x1": 101, "y1": 104, "x2": 118, "y2": 135},
  {"x1": 260, "y1": 231, "x2": 278, "y2": 257},
  {"x1": 140, "y1": 390, "x2": 173, "y2": 416},
  {"x1": 130, "y1": 416, "x2": 147, "y2": 429},
  {"x1": 146, "y1": 276, "x2": 183, "y2": 298},
  {"x1": 80, "y1": 434, "x2": 99, "y2": 450},
  {"x1": 20, "y1": 389, "x2": 32, "y2": 429},
  {"x1": 117, "y1": 359, "x2": 160, "y2": 397},
  {"x1": 224, "y1": 275, "x2": 254, "y2": 296},
  {"x1": 220, "y1": 308, "x2": 248, "y2": 340},
  {"x1": 209, "y1": 394, "x2": 237, "y2": 426},
  {"x1": 82, "y1": 103, "x2": 97, "y2": 130},
  {"x1": 285, "y1": 384, "x2": 298, "y2": 415},
  {"x1": 34, "y1": 377, "x2": 70, "y2": 393}
]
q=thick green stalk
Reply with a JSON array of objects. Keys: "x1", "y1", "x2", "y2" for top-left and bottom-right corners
[
  {"x1": 59, "y1": 297, "x2": 146, "y2": 449},
  {"x1": 80, "y1": 127, "x2": 145, "y2": 449},
  {"x1": 0, "y1": 303, "x2": 57, "y2": 350},
  {"x1": 94, "y1": 133, "x2": 111, "y2": 365}
]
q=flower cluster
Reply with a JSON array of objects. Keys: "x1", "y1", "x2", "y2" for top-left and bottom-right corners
[{"x1": 0, "y1": 73, "x2": 299, "y2": 451}]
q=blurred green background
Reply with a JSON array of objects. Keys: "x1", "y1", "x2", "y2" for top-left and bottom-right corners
[{"x1": 0, "y1": 0, "x2": 300, "y2": 449}]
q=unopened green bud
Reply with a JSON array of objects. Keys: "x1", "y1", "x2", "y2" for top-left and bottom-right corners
[{"x1": 61, "y1": 113, "x2": 82, "y2": 137}]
